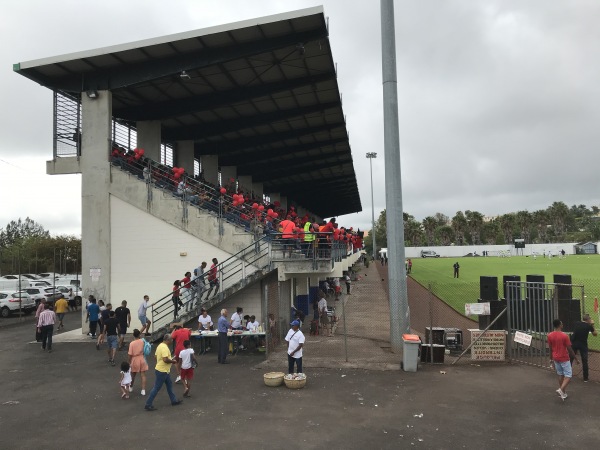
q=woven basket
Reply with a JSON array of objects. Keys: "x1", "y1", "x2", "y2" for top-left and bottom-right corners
[
  {"x1": 284, "y1": 376, "x2": 307, "y2": 389},
  {"x1": 264, "y1": 372, "x2": 285, "y2": 387}
]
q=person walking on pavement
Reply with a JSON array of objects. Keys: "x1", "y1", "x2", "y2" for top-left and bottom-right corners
[
  {"x1": 285, "y1": 320, "x2": 305, "y2": 374},
  {"x1": 345, "y1": 273, "x2": 351, "y2": 295},
  {"x1": 569, "y1": 314, "x2": 597, "y2": 382},
  {"x1": 217, "y1": 309, "x2": 230, "y2": 364},
  {"x1": 453, "y1": 262, "x2": 460, "y2": 278},
  {"x1": 37, "y1": 303, "x2": 56, "y2": 353},
  {"x1": 548, "y1": 319, "x2": 578, "y2": 401},
  {"x1": 103, "y1": 310, "x2": 120, "y2": 366},
  {"x1": 144, "y1": 333, "x2": 182, "y2": 411}
]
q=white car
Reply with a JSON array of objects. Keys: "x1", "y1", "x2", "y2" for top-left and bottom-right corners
[
  {"x1": 0, "y1": 291, "x2": 36, "y2": 318},
  {"x1": 55, "y1": 285, "x2": 82, "y2": 304},
  {"x1": 21, "y1": 287, "x2": 63, "y2": 306}
]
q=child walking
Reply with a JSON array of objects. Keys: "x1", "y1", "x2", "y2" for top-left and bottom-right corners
[
  {"x1": 178, "y1": 340, "x2": 196, "y2": 398},
  {"x1": 119, "y1": 361, "x2": 132, "y2": 399}
]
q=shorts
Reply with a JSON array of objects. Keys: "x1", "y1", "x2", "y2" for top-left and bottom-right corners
[
  {"x1": 180, "y1": 367, "x2": 194, "y2": 380},
  {"x1": 320, "y1": 314, "x2": 330, "y2": 325},
  {"x1": 554, "y1": 360, "x2": 572, "y2": 378},
  {"x1": 107, "y1": 335, "x2": 118, "y2": 349},
  {"x1": 139, "y1": 314, "x2": 148, "y2": 324},
  {"x1": 209, "y1": 280, "x2": 219, "y2": 288},
  {"x1": 57, "y1": 313, "x2": 65, "y2": 321},
  {"x1": 118, "y1": 323, "x2": 128, "y2": 335}
]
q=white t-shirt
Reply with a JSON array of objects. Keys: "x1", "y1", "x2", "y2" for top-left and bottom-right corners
[
  {"x1": 345, "y1": 275, "x2": 351, "y2": 284},
  {"x1": 231, "y1": 312, "x2": 243, "y2": 328},
  {"x1": 247, "y1": 320, "x2": 260, "y2": 332},
  {"x1": 138, "y1": 300, "x2": 149, "y2": 316},
  {"x1": 285, "y1": 328, "x2": 305, "y2": 358},
  {"x1": 318, "y1": 298, "x2": 327, "y2": 314},
  {"x1": 333, "y1": 278, "x2": 340, "y2": 287},
  {"x1": 120, "y1": 369, "x2": 132, "y2": 386},
  {"x1": 179, "y1": 348, "x2": 195, "y2": 370},
  {"x1": 198, "y1": 314, "x2": 213, "y2": 330}
]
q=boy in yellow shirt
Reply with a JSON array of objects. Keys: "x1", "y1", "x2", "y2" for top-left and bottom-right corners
[{"x1": 54, "y1": 296, "x2": 69, "y2": 331}]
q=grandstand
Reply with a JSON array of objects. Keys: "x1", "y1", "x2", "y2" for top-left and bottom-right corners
[{"x1": 14, "y1": 6, "x2": 363, "y2": 339}]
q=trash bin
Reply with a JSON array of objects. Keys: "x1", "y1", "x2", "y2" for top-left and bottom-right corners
[{"x1": 402, "y1": 334, "x2": 421, "y2": 372}]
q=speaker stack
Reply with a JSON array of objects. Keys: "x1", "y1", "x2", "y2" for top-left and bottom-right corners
[
  {"x1": 526, "y1": 274, "x2": 545, "y2": 301},
  {"x1": 478, "y1": 276, "x2": 507, "y2": 330},
  {"x1": 553, "y1": 274, "x2": 572, "y2": 300},
  {"x1": 503, "y1": 275, "x2": 521, "y2": 301}
]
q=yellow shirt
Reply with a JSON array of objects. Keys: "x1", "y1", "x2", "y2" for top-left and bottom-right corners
[
  {"x1": 155, "y1": 342, "x2": 172, "y2": 373},
  {"x1": 54, "y1": 298, "x2": 69, "y2": 314}
]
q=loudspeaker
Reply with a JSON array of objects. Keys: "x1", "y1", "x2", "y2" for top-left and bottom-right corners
[
  {"x1": 503, "y1": 275, "x2": 521, "y2": 301},
  {"x1": 558, "y1": 299, "x2": 580, "y2": 332},
  {"x1": 526, "y1": 274, "x2": 545, "y2": 301},
  {"x1": 480, "y1": 276, "x2": 499, "y2": 301},
  {"x1": 554, "y1": 274, "x2": 572, "y2": 300}
]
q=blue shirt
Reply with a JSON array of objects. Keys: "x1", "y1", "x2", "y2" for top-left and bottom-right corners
[
  {"x1": 218, "y1": 315, "x2": 229, "y2": 333},
  {"x1": 87, "y1": 303, "x2": 100, "y2": 321}
]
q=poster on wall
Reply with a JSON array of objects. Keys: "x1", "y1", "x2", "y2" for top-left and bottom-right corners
[
  {"x1": 90, "y1": 268, "x2": 101, "y2": 283},
  {"x1": 465, "y1": 302, "x2": 490, "y2": 316}
]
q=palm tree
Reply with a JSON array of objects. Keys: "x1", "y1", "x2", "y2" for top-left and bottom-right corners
[
  {"x1": 465, "y1": 210, "x2": 484, "y2": 245},
  {"x1": 422, "y1": 216, "x2": 437, "y2": 246},
  {"x1": 498, "y1": 214, "x2": 515, "y2": 244},
  {"x1": 451, "y1": 211, "x2": 467, "y2": 245},
  {"x1": 548, "y1": 201, "x2": 569, "y2": 238},
  {"x1": 404, "y1": 219, "x2": 423, "y2": 246},
  {"x1": 482, "y1": 220, "x2": 499, "y2": 245},
  {"x1": 533, "y1": 210, "x2": 549, "y2": 243},
  {"x1": 436, "y1": 225, "x2": 453, "y2": 246},
  {"x1": 515, "y1": 210, "x2": 532, "y2": 243}
]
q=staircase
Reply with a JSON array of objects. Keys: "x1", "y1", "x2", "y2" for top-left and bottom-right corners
[{"x1": 148, "y1": 235, "x2": 273, "y2": 341}]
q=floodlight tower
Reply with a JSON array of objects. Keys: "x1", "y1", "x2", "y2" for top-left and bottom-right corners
[{"x1": 366, "y1": 152, "x2": 377, "y2": 260}]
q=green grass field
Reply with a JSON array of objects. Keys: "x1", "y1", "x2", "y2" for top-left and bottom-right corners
[{"x1": 409, "y1": 254, "x2": 600, "y2": 349}]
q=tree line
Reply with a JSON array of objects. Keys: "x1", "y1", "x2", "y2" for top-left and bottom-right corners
[
  {"x1": 0, "y1": 218, "x2": 81, "y2": 276},
  {"x1": 364, "y1": 202, "x2": 600, "y2": 253}
]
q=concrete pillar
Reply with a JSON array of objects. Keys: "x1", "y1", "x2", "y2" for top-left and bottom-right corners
[
  {"x1": 220, "y1": 166, "x2": 237, "y2": 186},
  {"x1": 270, "y1": 193, "x2": 280, "y2": 205},
  {"x1": 201, "y1": 155, "x2": 218, "y2": 185},
  {"x1": 81, "y1": 90, "x2": 112, "y2": 332},
  {"x1": 252, "y1": 182, "x2": 264, "y2": 200},
  {"x1": 137, "y1": 120, "x2": 161, "y2": 162},
  {"x1": 238, "y1": 175, "x2": 253, "y2": 194},
  {"x1": 296, "y1": 277, "x2": 309, "y2": 295},
  {"x1": 177, "y1": 140, "x2": 195, "y2": 175}
]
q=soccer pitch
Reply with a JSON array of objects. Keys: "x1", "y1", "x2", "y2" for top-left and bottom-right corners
[{"x1": 409, "y1": 254, "x2": 600, "y2": 317}]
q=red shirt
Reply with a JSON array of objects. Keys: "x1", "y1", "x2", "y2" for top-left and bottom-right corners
[
  {"x1": 280, "y1": 220, "x2": 295, "y2": 239},
  {"x1": 208, "y1": 263, "x2": 218, "y2": 281},
  {"x1": 181, "y1": 276, "x2": 191, "y2": 289},
  {"x1": 171, "y1": 328, "x2": 191, "y2": 357},
  {"x1": 547, "y1": 331, "x2": 570, "y2": 362}
]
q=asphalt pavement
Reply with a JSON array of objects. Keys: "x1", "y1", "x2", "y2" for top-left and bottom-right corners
[{"x1": 1, "y1": 311, "x2": 599, "y2": 450}]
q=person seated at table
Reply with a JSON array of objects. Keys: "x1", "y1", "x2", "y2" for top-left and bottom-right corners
[
  {"x1": 245, "y1": 315, "x2": 262, "y2": 349},
  {"x1": 230, "y1": 307, "x2": 244, "y2": 351}
]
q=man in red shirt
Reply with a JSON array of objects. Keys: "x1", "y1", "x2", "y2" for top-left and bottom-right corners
[
  {"x1": 279, "y1": 217, "x2": 296, "y2": 258},
  {"x1": 547, "y1": 319, "x2": 577, "y2": 401},
  {"x1": 205, "y1": 258, "x2": 220, "y2": 299},
  {"x1": 170, "y1": 322, "x2": 192, "y2": 383}
]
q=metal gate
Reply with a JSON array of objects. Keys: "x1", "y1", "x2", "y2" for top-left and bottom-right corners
[{"x1": 506, "y1": 281, "x2": 585, "y2": 368}]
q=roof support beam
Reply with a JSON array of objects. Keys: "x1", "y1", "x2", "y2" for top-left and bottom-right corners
[
  {"x1": 252, "y1": 159, "x2": 352, "y2": 183},
  {"x1": 162, "y1": 101, "x2": 340, "y2": 141},
  {"x1": 113, "y1": 72, "x2": 335, "y2": 121},
  {"x1": 193, "y1": 122, "x2": 346, "y2": 156},
  {"x1": 33, "y1": 28, "x2": 329, "y2": 92}
]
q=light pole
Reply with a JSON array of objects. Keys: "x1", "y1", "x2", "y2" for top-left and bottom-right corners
[{"x1": 366, "y1": 152, "x2": 377, "y2": 260}]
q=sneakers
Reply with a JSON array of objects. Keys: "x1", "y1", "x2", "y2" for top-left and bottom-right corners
[
  {"x1": 556, "y1": 388, "x2": 568, "y2": 401},
  {"x1": 172, "y1": 400, "x2": 183, "y2": 406},
  {"x1": 144, "y1": 405, "x2": 156, "y2": 411},
  {"x1": 141, "y1": 389, "x2": 146, "y2": 396},
  {"x1": 129, "y1": 386, "x2": 133, "y2": 392},
  {"x1": 175, "y1": 376, "x2": 181, "y2": 383}
]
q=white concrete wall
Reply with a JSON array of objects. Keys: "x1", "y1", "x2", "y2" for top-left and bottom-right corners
[
  {"x1": 208, "y1": 281, "x2": 262, "y2": 325},
  {"x1": 110, "y1": 195, "x2": 245, "y2": 319},
  {"x1": 404, "y1": 243, "x2": 581, "y2": 258}
]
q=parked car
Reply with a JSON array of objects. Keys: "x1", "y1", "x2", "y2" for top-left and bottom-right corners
[
  {"x1": 55, "y1": 285, "x2": 82, "y2": 304},
  {"x1": 21, "y1": 287, "x2": 63, "y2": 306},
  {"x1": 420, "y1": 250, "x2": 440, "y2": 258},
  {"x1": 0, "y1": 291, "x2": 36, "y2": 318}
]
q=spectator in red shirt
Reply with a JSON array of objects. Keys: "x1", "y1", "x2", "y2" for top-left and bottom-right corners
[
  {"x1": 279, "y1": 217, "x2": 296, "y2": 258},
  {"x1": 170, "y1": 322, "x2": 192, "y2": 384},
  {"x1": 205, "y1": 258, "x2": 220, "y2": 299},
  {"x1": 547, "y1": 319, "x2": 577, "y2": 401}
]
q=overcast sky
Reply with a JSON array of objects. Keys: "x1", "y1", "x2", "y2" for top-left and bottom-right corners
[{"x1": 1, "y1": 0, "x2": 599, "y2": 237}]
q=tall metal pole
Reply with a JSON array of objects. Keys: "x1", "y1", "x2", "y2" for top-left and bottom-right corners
[
  {"x1": 366, "y1": 152, "x2": 377, "y2": 260},
  {"x1": 381, "y1": 0, "x2": 410, "y2": 353}
]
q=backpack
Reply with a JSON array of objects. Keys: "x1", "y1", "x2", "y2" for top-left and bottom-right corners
[{"x1": 142, "y1": 338, "x2": 152, "y2": 357}]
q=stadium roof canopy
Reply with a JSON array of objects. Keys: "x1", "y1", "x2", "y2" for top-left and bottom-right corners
[{"x1": 14, "y1": 6, "x2": 361, "y2": 217}]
